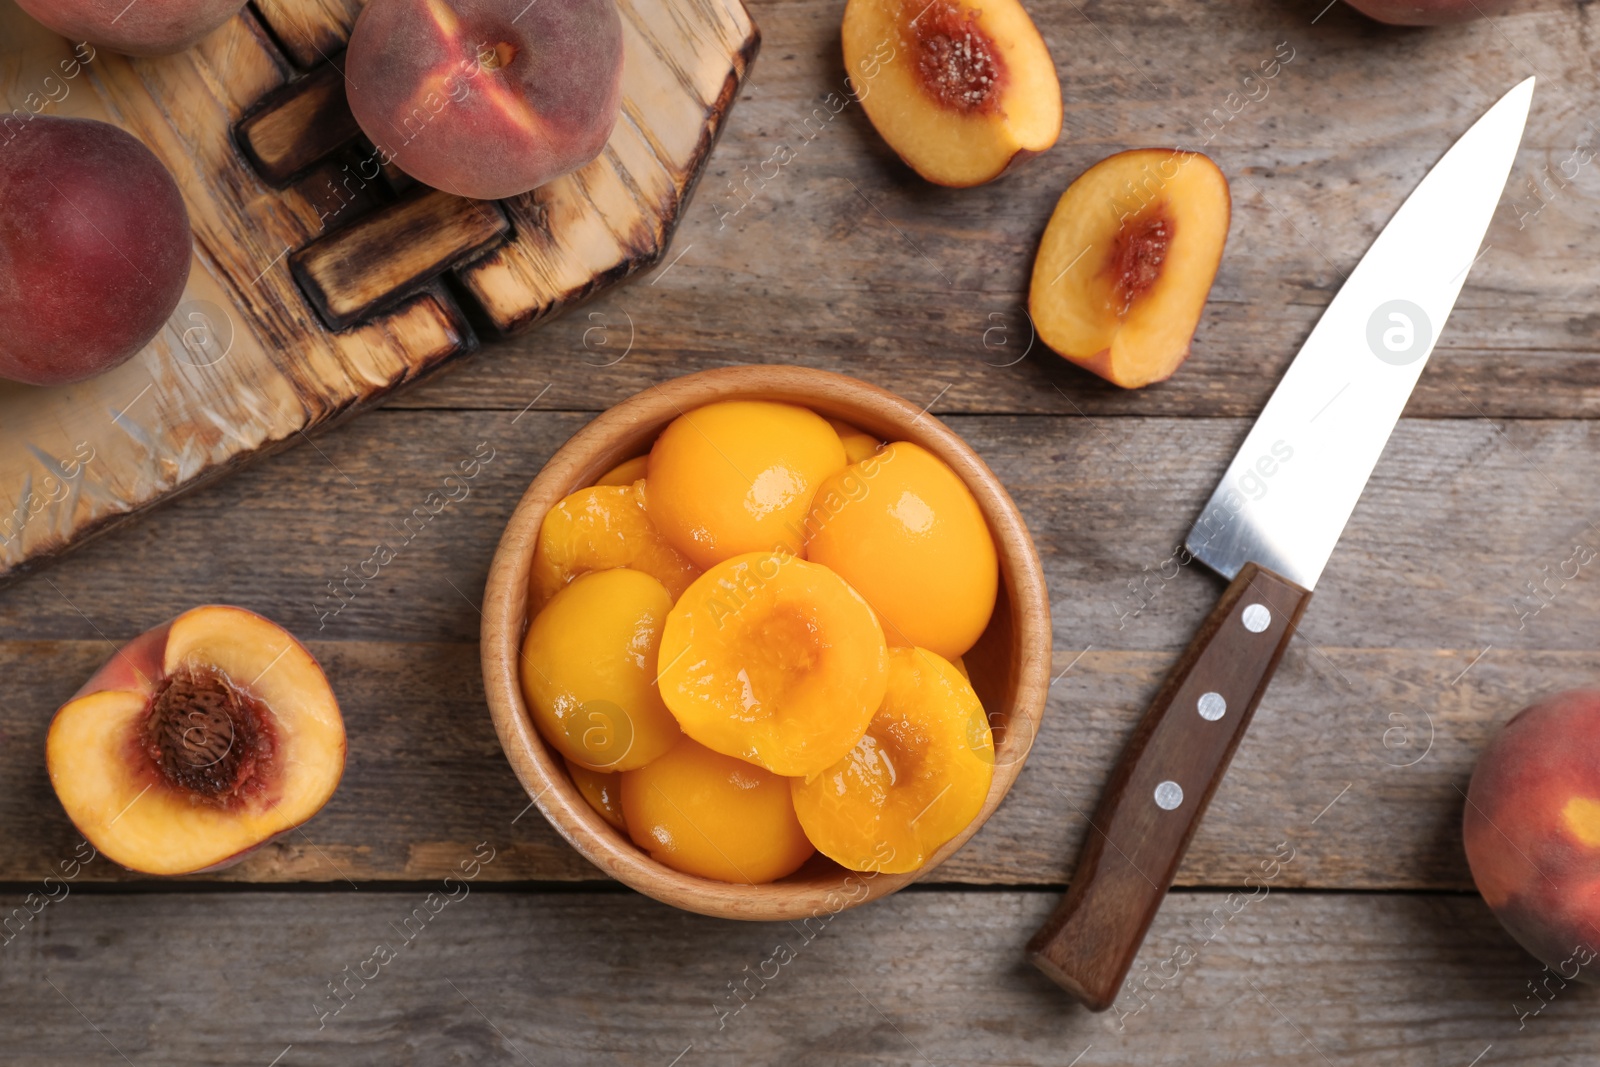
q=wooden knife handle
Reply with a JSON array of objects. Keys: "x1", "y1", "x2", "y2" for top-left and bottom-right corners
[{"x1": 1026, "y1": 562, "x2": 1311, "y2": 1011}]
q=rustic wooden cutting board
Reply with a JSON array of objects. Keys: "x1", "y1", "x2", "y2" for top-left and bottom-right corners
[{"x1": 0, "y1": 0, "x2": 758, "y2": 580}]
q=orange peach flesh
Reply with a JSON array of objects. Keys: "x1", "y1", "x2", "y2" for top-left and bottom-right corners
[
  {"x1": 843, "y1": 0, "x2": 1062, "y2": 188},
  {"x1": 47, "y1": 606, "x2": 345, "y2": 875},
  {"x1": 1029, "y1": 149, "x2": 1231, "y2": 389}
]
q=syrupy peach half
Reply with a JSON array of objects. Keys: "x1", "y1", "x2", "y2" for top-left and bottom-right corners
[
  {"x1": 843, "y1": 0, "x2": 1062, "y2": 187},
  {"x1": 657, "y1": 550, "x2": 889, "y2": 777},
  {"x1": 792, "y1": 646, "x2": 993, "y2": 874},
  {"x1": 1029, "y1": 148, "x2": 1231, "y2": 389},
  {"x1": 529, "y1": 482, "x2": 701, "y2": 611},
  {"x1": 46, "y1": 606, "x2": 346, "y2": 876}
]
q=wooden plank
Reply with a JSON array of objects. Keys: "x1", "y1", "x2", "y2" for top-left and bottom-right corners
[
  {"x1": 251, "y1": 0, "x2": 361, "y2": 69},
  {"x1": 292, "y1": 190, "x2": 512, "y2": 329},
  {"x1": 0, "y1": 890, "x2": 1585, "y2": 1064},
  {"x1": 402, "y1": 0, "x2": 1600, "y2": 418},
  {"x1": 236, "y1": 61, "x2": 361, "y2": 185},
  {"x1": 2, "y1": 411, "x2": 1597, "y2": 885},
  {"x1": 455, "y1": 0, "x2": 760, "y2": 333}
]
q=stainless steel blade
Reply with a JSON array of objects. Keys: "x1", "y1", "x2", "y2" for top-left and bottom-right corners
[{"x1": 1185, "y1": 77, "x2": 1535, "y2": 589}]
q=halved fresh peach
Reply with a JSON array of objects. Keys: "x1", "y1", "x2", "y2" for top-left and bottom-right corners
[
  {"x1": 791, "y1": 646, "x2": 993, "y2": 873},
  {"x1": 1029, "y1": 148, "x2": 1231, "y2": 388},
  {"x1": 842, "y1": 0, "x2": 1062, "y2": 187},
  {"x1": 46, "y1": 606, "x2": 346, "y2": 876},
  {"x1": 530, "y1": 483, "x2": 701, "y2": 609},
  {"x1": 657, "y1": 550, "x2": 889, "y2": 777}
]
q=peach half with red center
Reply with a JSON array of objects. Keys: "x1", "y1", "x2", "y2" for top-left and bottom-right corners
[
  {"x1": 1029, "y1": 148, "x2": 1231, "y2": 389},
  {"x1": 46, "y1": 606, "x2": 346, "y2": 876},
  {"x1": 344, "y1": 0, "x2": 625, "y2": 200},
  {"x1": 842, "y1": 0, "x2": 1062, "y2": 187},
  {"x1": 1464, "y1": 690, "x2": 1600, "y2": 977}
]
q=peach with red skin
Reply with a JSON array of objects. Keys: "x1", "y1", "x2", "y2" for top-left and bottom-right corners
[
  {"x1": 344, "y1": 0, "x2": 624, "y2": 200},
  {"x1": 0, "y1": 116, "x2": 192, "y2": 386},
  {"x1": 1464, "y1": 690, "x2": 1600, "y2": 978},
  {"x1": 1343, "y1": 0, "x2": 1515, "y2": 25},
  {"x1": 15, "y1": 0, "x2": 246, "y2": 56},
  {"x1": 47, "y1": 606, "x2": 346, "y2": 876}
]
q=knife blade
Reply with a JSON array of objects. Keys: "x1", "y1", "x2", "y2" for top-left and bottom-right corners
[{"x1": 1026, "y1": 76, "x2": 1536, "y2": 1011}]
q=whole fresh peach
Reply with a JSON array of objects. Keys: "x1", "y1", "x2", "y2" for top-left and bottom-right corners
[
  {"x1": 14, "y1": 0, "x2": 247, "y2": 56},
  {"x1": 1342, "y1": 0, "x2": 1516, "y2": 25},
  {"x1": 1464, "y1": 690, "x2": 1600, "y2": 978},
  {"x1": 0, "y1": 116, "x2": 191, "y2": 386},
  {"x1": 344, "y1": 0, "x2": 624, "y2": 200}
]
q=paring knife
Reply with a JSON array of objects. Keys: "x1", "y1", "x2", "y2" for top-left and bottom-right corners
[{"x1": 1026, "y1": 77, "x2": 1536, "y2": 1011}]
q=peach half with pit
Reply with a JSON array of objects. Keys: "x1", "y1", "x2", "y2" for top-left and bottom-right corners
[
  {"x1": 343, "y1": 0, "x2": 625, "y2": 200},
  {"x1": 1029, "y1": 148, "x2": 1231, "y2": 389},
  {"x1": 842, "y1": 0, "x2": 1062, "y2": 187},
  {"x1": 46, "y1": 606, "x2": 346, "y2": 876}
]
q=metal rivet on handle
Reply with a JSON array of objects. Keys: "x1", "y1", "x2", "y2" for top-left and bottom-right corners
[
  {"x1": 1241, "y1": 603, "x2": 1271, "y2": 633},
  {"x1": 1153, "y1": 780, "x2": 1183, "y2": 810},
  {"x1": 1197, "y1": 692, "x2": 1226, "y2": 721}
]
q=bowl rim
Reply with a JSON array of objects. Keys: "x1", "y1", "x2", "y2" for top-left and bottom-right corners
[{"x1": 481, "y1": 364, "x2": 1051, "y2": 920}]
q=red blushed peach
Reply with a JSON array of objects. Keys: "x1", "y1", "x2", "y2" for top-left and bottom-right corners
[
  {"x1": 1342, "y1": 0, "x2": 1515, "y2": 25},
  {"x1": 1464, "y1": 690, "x2": 1600, "y2": 977},
  {"x1": 47, "y1": 606, "x2": 346, "y2": 876},
  {"x1": 0, "y1": 116, "x2": 192, "y2": 387},
  {"x1": 344, "y1": 0, "x2": 625, "y2": 200},
  {"x1": 14, "y1": 0, "x2": 246, "y2": 56}
]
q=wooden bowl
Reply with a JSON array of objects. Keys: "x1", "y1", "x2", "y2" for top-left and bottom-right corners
[{"x1": 482, "y1": 365, "x2": 1051, "y2": 920}]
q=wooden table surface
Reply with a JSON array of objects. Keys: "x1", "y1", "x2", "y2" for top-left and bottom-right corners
[{"x1": 5, "y1": 0, "x2": 1599, "y2": 1062}]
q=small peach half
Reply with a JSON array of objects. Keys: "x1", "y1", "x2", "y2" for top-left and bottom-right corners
[
  {"x1": 1029, "y1": 148, "x2": 1231, "y2": 389},
  {"x1": 843, "y1": 0, "x2": 1062, "y2": 187},
  {"x1": 46, "y1": 606, "x2": 346, "y2": 876}
]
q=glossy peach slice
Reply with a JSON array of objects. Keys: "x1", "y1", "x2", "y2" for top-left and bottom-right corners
[
  {"x1": 566, "y1": 759, "x2": 627, "y2": 833},
  {"x1": 657, "y1": 550, "x2": 889, "y2": 777},
  {"x1": 792, "y1": 647, "x2": 993, "y2": 873},
  {"x1": 521, "y1": 568, "x2": 681, "y2": 772},
  {"x1": 842, "y1": 0, "x2": 1062, "y2": 187},
  {"x1": 620, "y1": 737, "x2": 814, "y2": 883},
  {"x1": 644, "y1": 400, "x2": 848, "y2": 570},
  {"x1": 804, "y1": 441, "x2": 998, "y2": 661},
  {"x1": 530, "y1": 483, "x2": 701, "y2": 609},
  {"x1": 1029, "y1": 148, "x2": 1231, "y2": 388},
  {"x1": 46, "y1": 606, "x2": 345, "y2": 876},
  {"x1": 594, "y1": 455, "x2": 648, "y2": 487},
  {"x1": 826, "y1": 418, "x2": 882, "y2": 465}
]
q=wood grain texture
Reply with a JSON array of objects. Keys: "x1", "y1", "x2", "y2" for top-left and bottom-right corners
[
  {"x1": 1029, "y1": 564, "x2": 1312, "y2": 1009},
  {"x1": 0, "y1": 889, "x2": 1592, "y2": 1065},
  {"x1": 292, "y1": 190, "x2": 512, "y2": 329},
  {"x1": 236, "y1": 61, "x2": 359, "y2": 185},
  {"x1": 250, "y1": 0, "x2": 362, "y2": 68},
  {"x1": 388, "y1": 0, "x2": 1600, "y2": 420},
  {"x1": 0, "y1": 0, "x2": 759, "y2": 581},
  {"x1": 1, "y1": 410, "x2": 1597, "y2": 887}
]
